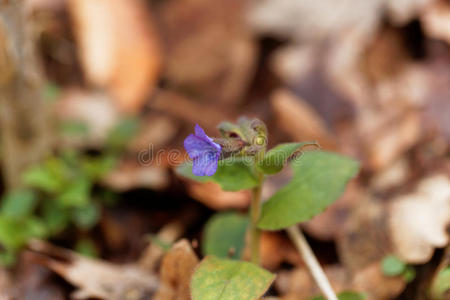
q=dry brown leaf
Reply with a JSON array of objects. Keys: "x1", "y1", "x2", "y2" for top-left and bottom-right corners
[
  {"x1": 55, "y1": 88, "x2": 120, "y2": 148},
  {"x1": 129, "y1": 114, "x2": 179, "y2": 153},
  {"x1": 351, "y1": 263, "x2": 405, "y2": 300},
  {"x1": 337, "y1": 197, "x2": 393, "y2": 273},
  {"x1": 276, "y1": 262, "x2": 405, "y2": 300},
  {"x1": 25, "y1": 0, "x2": 66, "y2": 13},
  {"x1": 186, "y1": 181, "x2": 251, "y2": 210},
  {"x1": 275, "y1": 265, "x2": 349, "y2": 300},
  {"x1": 370, "y1": 158, "x2": 410, "y2": 192},
  {"x1": 389, "y1": 174, "x2": 450, "y2": 263},
  {"x1": 421, "y1": 0, "x2": 450, "y2": 44},
  {"x1": 366, "y1": 110, "x2": 422, "y2": 170},
  {"x1": 157, "y1": 0, "x2": 256, "y2": 105},
  {"x1": 69, "y1": 0, "x2": 161, "y2": 113},
  {"x1": 27, "y1": 240, "x2": 158, "y2": 300},
  {"x1": 139, "y1": 222, "x2": 185, "y2": 271},
  {"x1": 150, "y1": 90, "x2": 231, "y2": 130},
  {"x1": 271, "y1": 89, "x2": 337, "y2": 150},
  {"x1": 249, "y1": 0, "x2": 383, "y2": 42},
  {"x1": 0, "y1": 268, "x2": 12, "y2": 300},
  {"x1": 5, "y1": 253, "x2": 66, "y2": 300},
  {"x1": 385, "y1": 0, "x2": 433, "y2": 25},
  {"x1": 154, "y1": 239, "x2": 199, "y2": 300},
  {"x1": 259, "y1": 232, "x2": 300, "y2": 271},
  {"x1": 270, "y1": 45, "x2": 318, "y2": 87},
  {"x1": 338, "y1": 174, "x2": 450, "y2": 274},
  {"x1": 103, "y1": 159, "x2": 170, "y2": 191}
]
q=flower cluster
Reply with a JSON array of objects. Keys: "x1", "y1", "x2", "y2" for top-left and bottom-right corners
[{"x1": 183, "y1": 118, "x2": 267, "y2": 176}]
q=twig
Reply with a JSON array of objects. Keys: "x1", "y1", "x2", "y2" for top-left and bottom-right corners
[
  {"x1": 0, "y1": 1, "x2": 52, "y2": 189},
  {"x1": 286, "y1": 225, "x2": 338, "y2": 300}
]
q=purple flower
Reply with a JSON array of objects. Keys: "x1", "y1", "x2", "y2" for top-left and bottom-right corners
[{"x1": 184, "y1": 124, "x2": 222, "y2": 176}]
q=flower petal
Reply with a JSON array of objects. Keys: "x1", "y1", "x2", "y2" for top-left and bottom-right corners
[
  {"x1": 192, "y1": 152, "x2": 219, "y2": 176},
  {"x1": 184, "y1": 134, "x2": 220, "y2": 158},
  {"x1": 184, "y1": 124, "x2": 222, "y2": 176},
  {"x1": 194, "y1": 124, "x2": 209, "y2": 140},
  {"x1": 184, "y1": 135, "x2": 209, "y2": 158}
]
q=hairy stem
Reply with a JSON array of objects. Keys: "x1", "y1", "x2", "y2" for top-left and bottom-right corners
[
  {"x1": 249, "y1": 182, "x2": 262, "y2": 265},
  {"x1": 286, "y1": 225, "x2": 338, "y2": 300}
]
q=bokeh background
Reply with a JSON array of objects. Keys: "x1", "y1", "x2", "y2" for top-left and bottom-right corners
[{"x1": 0, "y1": 0, "x2": 449, "y2": 299}]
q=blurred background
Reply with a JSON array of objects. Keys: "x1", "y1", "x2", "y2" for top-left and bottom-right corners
[{"x1": 0, "y1": 0, "x2": 449, "y2": 299}]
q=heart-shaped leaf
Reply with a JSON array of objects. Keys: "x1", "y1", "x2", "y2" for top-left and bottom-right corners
[
  {"x1": 202, "y1": 212, "x2": 249, "y2": 259},
  {"x1": 258, "y1": 151, "x2": 359, "y2": 230},
  {"x1": 191, "y1": 256, "x2": 275, "y2": 300},
  {"x1": 176, "y1": 158, "x2": 259, "y2": 191},
  {"x1": 257, "y1": 142, "x2": 318, "y2": 174}
]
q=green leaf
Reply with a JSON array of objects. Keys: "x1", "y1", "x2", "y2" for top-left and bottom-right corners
[
  {"x1": 202, "y1": 212, "x2": 249, "y2": 260},
  {"x1": 23, "y1": 164, "x2": 62, "y2": 193},
  {"x1": 1, "y1": 189, "x2": 37, "y2": 218},
  {"x1": 106, "y1": 117, "x2": 140, "y2": 150},
  {"x1": 403, "y1": 266, "x2": 416, "y2": 283},
  {"x1": 72, "y1": 203, "x2": 100, "y2": 230},
  {"x1": 81, "y1": 154, "x2": 117, "y2": 180},
  {"x1": 381, "y1": 255, "x2": 406, "y2": 276},
  {"x1": 258, "y1": 151, "x2": 359, "y2": 230},
  {"x1": 75, "y1": 238, "x2": 99, "y2": 257},
  {"x1": 42, "y1": 201, "x2": 70, "y2": 234},
  {"x1": 0, "y1": 216, "x2": 47, "y2": 250},
  {"x1": 59, "y1": 121, "x2": 89, "y2": 137},
  {"x1": 191, "y1": 256, "x2": 275, "y2": 300},
  {"x1": 310, "y1": 291, "x2": 367, "y2": 300},
  {"x1": 257, "y1": 142, "x2": 318, "y2": 174},
  {"x1": 176, "y1": 158, "x2": 259, "y2": 191},
  {"x1": 57, "y1": 177, "x2": 91, "y2": 207},
  {"x1": 430, "y1": 267, "x2": 450, "y2": 300},
  {"x1": 0, "y1": 249, "x2": 17, "y2": 266}
]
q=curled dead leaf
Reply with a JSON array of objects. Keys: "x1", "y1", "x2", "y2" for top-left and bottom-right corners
[
  {"x1": 256, "y1": 232, "x2": 300, "y2": 271},
  {"x1": 69, "y1": 0, "x2": 161, "y2": 113},
  {"x1": 421, "y1": 0, "x2": 450, "y2": 44},
  {"x1": 157, "y1": 0, "x2": 256, "y2": 105},
  {"x1": 366, "y1": 111, "x2": 422, "y2": 170},
  {"x1": 139, "y1": 222, "x2": 185, "y2": 271},
  {"x1": 27, "y1": 240, "x2": 158, "y2": 300},
  {"x1": 389, "y1": 174, "x2": 450, "y2": 263},
  {"x1": 154, "y1": 239, "x2": 199, "y2": 300}
]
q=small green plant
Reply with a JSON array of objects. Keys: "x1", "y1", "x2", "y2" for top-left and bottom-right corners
[
  {"x1": 0, "y1": 117, "x2": 139, "y2": 264},
  {"x1": 381, "y1": 255, "x2": 416, "y2": 283},
  {"x1": 429, "y1": 267, "x2": 450, "y2": 300},
  {"x1": 178, "y1": 118, "x2": 360, "y2": 300}
]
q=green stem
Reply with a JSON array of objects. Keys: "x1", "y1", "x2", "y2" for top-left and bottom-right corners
[
  {"x1": 249, "y1": 182, "x2": 263, "y2": 265},
  {"x1": 249, "y1": 133, "x2": 266, "y2": 266}
]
